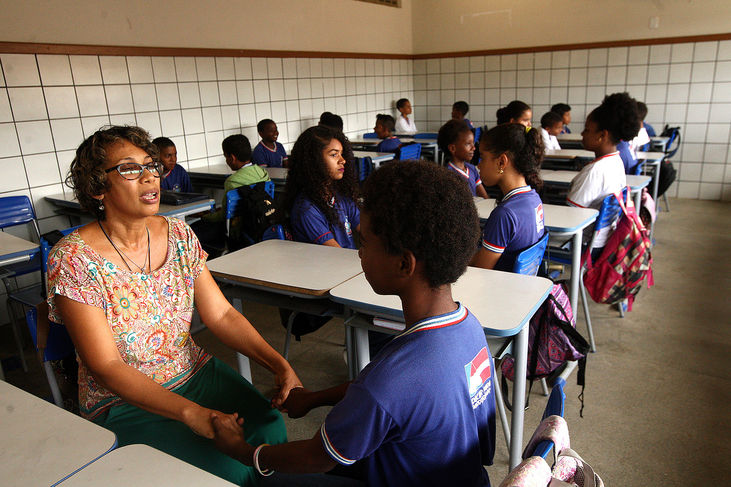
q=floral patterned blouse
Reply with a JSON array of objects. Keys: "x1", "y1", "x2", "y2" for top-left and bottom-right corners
[{"x1": 47, "y1": 217, "x2": 211, "y2": 419}]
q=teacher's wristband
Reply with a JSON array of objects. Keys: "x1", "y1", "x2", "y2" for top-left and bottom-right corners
[{"x1": 253, "y1": 443, "x2": 274, "y2": 476}]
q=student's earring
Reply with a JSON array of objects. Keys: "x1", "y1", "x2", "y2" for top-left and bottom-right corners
[
  {"x1": 498, "y1": 167, "x2": 504, "y2": 174},
  {"x1": 97, "y1": 199, "x2": 104, "y2": 211}
]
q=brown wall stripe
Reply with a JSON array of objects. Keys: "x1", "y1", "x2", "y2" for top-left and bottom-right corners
[{"x1": 1, "y1": 33, "x2": 730, "y2": 59}]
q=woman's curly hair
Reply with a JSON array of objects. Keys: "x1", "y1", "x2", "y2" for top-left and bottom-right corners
[
  {"x1": 362, "y1": 161, "x2": 480, "y2": 288},
  {"x1": 65, "y1": 125, "x2": 158, "y2": 220},
  {"x1": 281, "y1": 125, "x2": 358, "y2": 225}
]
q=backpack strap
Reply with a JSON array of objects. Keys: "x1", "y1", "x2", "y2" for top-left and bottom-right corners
[{"x1": 554, "y1": 448, "x2": 604, "y2": 487}]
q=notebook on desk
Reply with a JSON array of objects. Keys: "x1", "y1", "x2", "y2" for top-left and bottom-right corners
[{"x1": 160, "y1": 191, "x2": 209, "y2": 206}]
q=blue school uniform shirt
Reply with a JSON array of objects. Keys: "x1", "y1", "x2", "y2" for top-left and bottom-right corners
[
  {"x1": 161, "y1": 164, "x2": 193, "y2": 193},
  {"x1": 482, "y1": 186, "x2": 545, "y2": 272},
  {"x1": 447, "y1": 162, "x2": 482, "y2": 196},
  {"x1": 376, "y1": 136, "x2": 401, "y2": 153},
  {"x1": 560, "y1": 125, "x2": 571, "y2": 134},
  {"x1": 251, "y1": 141, "x2": 287, "y2": 167},
  {"x1": 321, "y1": 304, "x2": 495, "y2": 487},
  {"x1": 290, "y1": 194, "x2": 359, "y2": 249},
  {"x1": 617, "y1": 140, "x2": 639, "y2": 174}
]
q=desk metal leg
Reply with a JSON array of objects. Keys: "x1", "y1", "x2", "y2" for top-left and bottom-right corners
[
  {"x1": 569, "y1": 232, "x2": 581, "y2": 314},
  {"x1": 633, "y1": 188, "x2": 642, "y2": 211},
  {"x1": 650, "y1": 160, "x2": 661, "y2": 243},
  {"x1": 354, "y1": 327, "x2": 371, "y2": 373},
  {"x1": 509, "y1": 325, "x2": 528, "y2": 470}
]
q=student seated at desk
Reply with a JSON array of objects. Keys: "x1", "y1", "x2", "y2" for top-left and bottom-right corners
[
  {"x1": 437, "y1": 119, "x2": 489, "y2": 199},
  {"x1": 153, "y1": 137, "x2": 193, "y2": 193},
  {"x1": 496, "y1": 100, "x2": 532, "y2": 127},
  {"x1": 568, "y1": 93, "x2": 636, "y2": 250},
  {"x1": 373, "y1": 114, "x2": 401, "y2": 153},
  {"x1": 394, "y1": 97, "x2": 417, "y2": 134},
  {"x1": 618, "y1": 139, "x2": 639, "y2": 174},
  {"x1": 551, "y1": 103, "x2": 572, "y2": 134},
  {"x1": 631, "y1": 101, "x2": 653, "y2": 153},
  {"x1": 48, "y1": 126, "x2": 301, "y2": 487},
  {"x1": 472, "y1": 124, "x2": 545, "y2": 271},
  {"x1": 252, "y1": 119, "x2": 288, "y2": 167},
  {"x1": 451, "y1": 100, "x2": 474, "y2": 129},
  {"x1": 212, "y1": 161, "x2": 495, "y2": 487},
  {"x1": 540, "y1": 111, "x2": 563, "y2": 151},
  {"x1": 319, "y1": 111, "x2": 344, "y2": 132},
  {"x1": 283, "y1": 125, "x2": 359, "y2": 248},
  {"x1": 193, "y1": 134, "x2": 270, "y2": 255}
]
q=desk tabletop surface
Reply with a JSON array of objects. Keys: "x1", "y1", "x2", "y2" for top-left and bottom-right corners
[
  {"x1": 57, "y1": 444, "x2": 236, "y2": 486},
  {"x1": 636, "y1": 151, "x2": 666, "y2": 160},
  {"x1": 540, "y1": 170, "x2": 650, "y2": 190},
  {"x1": 474, "y1": 198, "x2": 597, "y2": 233},
  {"x1": 0, "y1": 381, "x2": 117, "y2": 486},
  {"x1": 353, "y1": 150, "x2": 396, "y2": 162},
  {"x1": 349, "y1": 136, "x2": 437, "y2": 144},
  {"x1": 188, "y1": 163, "x2": 230, "y2": 176},
  {"x1": 0, "y1": 230, "x2": 38, "y2": 257},
  {"x1": 331, "y1": 267, "x2": 552, "y2": 337},
  {"x1": 544, "y1": 149, "x2": 595, "y2": 159},
  {"x1": 207, "y1": 239, "x2": 363, "y2": 297},
  {"x1": 556, "y1": 133, "x2": 583, "y2": 142},
  {"x1": 45, "y1": 193, "x2": 214, "y2": 218}
]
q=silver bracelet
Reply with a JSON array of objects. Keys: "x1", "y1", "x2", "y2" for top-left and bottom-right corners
[{"x1": 253, "y1": 443, "x2": 274, "y2": 476}]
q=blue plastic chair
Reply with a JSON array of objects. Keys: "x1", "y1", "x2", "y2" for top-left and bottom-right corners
[
  {"x1": 512, "y1": 232, "x2": 550, "y2": 276},
  {"x1": 0, "y1": 196, "x2": 43, "y2": 372},
  {"x1": 356, "y1": 156, "x2": 374, "y2": 183},
  {"x1": 412, "y1": 132, "x2": 438, "y2": 139},
  {"x1": 362, "y1": 132, "x2": 379, "y2": 139},
  {"x1": 396, "y1": 143, "x2": 421, "y2": 160},
  {"x1": 527, "y1": 377, "x2": 567, "y2": 460},
  {"x1": 225, "y1": 181, "x2": 277, "y2": 250},
  {"x1": 546, "y1": 188, "x2": 628, "y2": 351},
  {"x1": 473, "y1": 126, "x2": 482, "y2": 146}
]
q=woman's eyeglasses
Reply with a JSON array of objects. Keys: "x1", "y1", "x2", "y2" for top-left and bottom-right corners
[{"x1": 105, "y1": 162, "x2": 164, "y2": 180}]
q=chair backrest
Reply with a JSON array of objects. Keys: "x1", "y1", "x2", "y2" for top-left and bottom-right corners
[
  {"x1": 512, "y1": 231, "x2": 550, "y2": 276},
  {"x1": 530, "y1": 378, "x2": 567, "y2": 460},
  {"x1": 592, "y1": 187, "x2": 628, "y2": 233},
  {"x1": 356, "y1": 156, "x2": 373, "y2": 182},
  {"x1": 362, "y1": 132, "x2": 379, "y2": 139},
  {"x1": 473, "y1": 126, "x2": 482, "y2": 145},
  {"x1": 40, "y1": 225, "x2": 83, "y2": 274},
  {"x1": 396, "y1": 143, "x2": 421, "y2": 160},
  {"x1": 412, "y1": 132, "x2": 437, "y2": 139},
  {"x1": 26, "y1": 307, "x2": 75, "y2": 362},
  {"x1": 225, "y1": 181, "x2": 275, "y2": 220},
  {"x1": 0, "y1": 196, "x2": 37, "y2": 229},
  {"x1": 632, "y1": 159, "x2": 646, "y2": 176}
]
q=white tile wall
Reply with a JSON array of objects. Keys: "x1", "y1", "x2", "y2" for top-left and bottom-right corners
[{"x1": 414, "y1": 40, "x2": 731, "y2": 201}]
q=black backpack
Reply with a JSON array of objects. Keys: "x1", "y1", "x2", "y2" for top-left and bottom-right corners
[
  {"x1": 230, "y1": 182, "x2": 278, "y2": 250},
  {"x1": 652, "y1": 125, "x2": 680, "y2": 198},
  {"x1": 660, "y1": 125, "x2": 681, "y2": 159}
]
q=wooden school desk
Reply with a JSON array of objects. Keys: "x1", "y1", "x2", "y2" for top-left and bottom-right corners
[
  {"x1": 207, "y1": 240, "x2": 363, "y2": 379},
  {"x1": 0, "y1": 232, "x2": 40, "y2": 380},
  {"x1": 44, "y1": 193, "x2": 215, "y2": 222},
  {"x1": 540, "y1": 170, "x2": 651, "y2": 209},
  {"x1": 0, "y1": 381, "x2": 117, "y2": 486},
  {"x1": 329, "y1": 268, "x2": 552, "y2": 471},
  {"x1": 57, "y1": 444, "x2": 236, "y2": 486},
  {"x1": 474, "y1": 198, "x2": 598, "y2": 320}
]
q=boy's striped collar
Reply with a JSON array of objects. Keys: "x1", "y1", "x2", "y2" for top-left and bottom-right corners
[
  {"x1": 502, "y1": 186, "x2": 532, "y2": 202},
  {"x1": 448, "y1": 162, "x2": 470, "y2": 179},
  {"x1": 398, "y1": 303, "x2": 468, "y2": 338}
]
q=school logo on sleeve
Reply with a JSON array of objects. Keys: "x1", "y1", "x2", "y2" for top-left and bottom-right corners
[
  {"x1": 465, "y1": 347, "x2": 492, "y2": 409},
  {"x1": 535, "y1": 203, "x2": 545, "y2": 233},
  {"x1": 344, "y1": 217, "x2": 352, "y2": 237}
]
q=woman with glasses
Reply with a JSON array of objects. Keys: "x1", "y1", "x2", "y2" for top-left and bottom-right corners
[{"x1": 46, "y1": 126, "x2": 301, "y2": 486}]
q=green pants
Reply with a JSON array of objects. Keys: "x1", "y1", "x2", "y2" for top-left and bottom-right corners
[{"x1": 95, "y1": 357, "x2": 286, "y2": 486}]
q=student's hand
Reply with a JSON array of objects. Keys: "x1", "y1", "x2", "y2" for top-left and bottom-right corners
[
  {"x1": 211, "y1": 412, "x2": 253, "y2": 464},
  {"x1": 182, "y1": 404, "x2": 235, "y2": 439},
  {"x1": 281, "y1": 387, "x2": 314, "y2": 419},
  {"x1": 271, "y1": 368, "x2": 303, "y2": 410}
]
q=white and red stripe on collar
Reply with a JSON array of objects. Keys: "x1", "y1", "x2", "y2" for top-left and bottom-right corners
[
  {"x1": 398, "y1": 303, "x2": 468, "y2": 338},
  {"x1": 502, "y1": 185, "x2": 532, "y2": 202},
  {"x1": 448, "y1": 162, "x2": 471, "y2": 179},
  {"x1": 258, "y1": 141, "x2": 279, "y2": 153}
]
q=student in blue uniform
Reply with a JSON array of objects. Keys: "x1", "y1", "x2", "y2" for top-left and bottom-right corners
[
  {"x1": 251, "y1": 119, "x2": 288, "y2": 167},
  {"x1": 153, "y1": 137, "x2": 193, "y2": 193},
  {"x1": 617, "y1": 139, "x2": 639, "y2": 174},
  {"x1": 551, "y1": 103, "x2": 572, "y2": 134},
  {"x1": 472, "y1": 124, "x2": 545, "y2": 272},
  {"x1": 451, "y1": 100, "x2": 474, "y2": 128},
  {"x1": 211, "y1": 161, "x2": 495, "y2": 487},
  {"x1": 373, "y1": 114, "x2": 401, "y2": 153},
  {"x1": 496, "y1": 100, "x2": 532, "y2": 127},
  {"x1": 284, "y1": 125, "x2": 360, "y2": 249},
  {"x1": 437, "y1": 119, "x2": 489, "y2": 199}
]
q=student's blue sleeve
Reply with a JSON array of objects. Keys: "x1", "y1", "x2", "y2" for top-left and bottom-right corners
[
  {"x1": 481, "y1": 206, "x2": 515, "y2": 254},
  {"x1": 320, "y1": 383, "x2": 394, "y2": 465},
  {"x1": 182, "y1": 168, "x2": 193, "y2": 193},
  {"x1": 291, "y1": 201, "x2": 334, "y2": 245},
  {"x1": 348, "y1": 199, "x2": 360, "y2": 229}
]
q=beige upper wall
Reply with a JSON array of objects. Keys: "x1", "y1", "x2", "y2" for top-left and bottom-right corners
[
  {"x1": 0, "y1": 0, "x2": 413, "y2": 54},
  {"x1": 412, "y1": 0, "x2": 731, "y2": 54}
]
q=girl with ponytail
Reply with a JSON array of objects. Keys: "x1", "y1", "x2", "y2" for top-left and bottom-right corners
[{"x1": 471, "y1": 123, "x2": 545, "y2": 271}]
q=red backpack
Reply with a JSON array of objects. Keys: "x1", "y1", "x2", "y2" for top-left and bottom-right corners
[{"x1": 582, "y1": 190, "x2": 654, "y2": 311}]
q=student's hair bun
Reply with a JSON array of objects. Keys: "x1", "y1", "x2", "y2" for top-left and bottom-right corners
[
  {"x1": 496, "y1": 100, "x2": 531, "y2": 125},
  {"x1": 588, "y1": 92, "x2": 641, "y2": 143}
]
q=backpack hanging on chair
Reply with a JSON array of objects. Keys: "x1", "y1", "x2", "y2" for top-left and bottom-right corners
[
  {"x1": 582, "y1": 188, "x2": 654, "y2": 311},
  {"x1": 230, "y1": 182, "x2": 279, "y2": 250},
  {"x1": 500, "y1": 282, "x2": 590, "y2": 414}
]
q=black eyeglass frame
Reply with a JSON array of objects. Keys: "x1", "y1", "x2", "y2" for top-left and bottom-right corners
[{"x1": 104, "y1": 162, "x2": 165, "y2": 180}]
